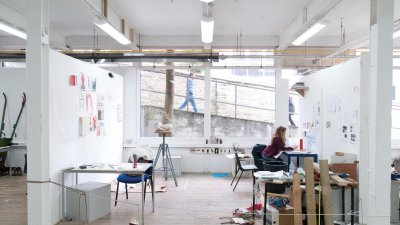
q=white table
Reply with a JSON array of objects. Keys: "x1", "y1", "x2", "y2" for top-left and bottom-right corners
[{"x1": 62, "y1": 163, "x2": 153, "y2": 225}]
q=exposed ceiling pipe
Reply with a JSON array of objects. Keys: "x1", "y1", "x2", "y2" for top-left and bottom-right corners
[{"x1": 322, "y1": 19, "x2": 400, "y2": 59}]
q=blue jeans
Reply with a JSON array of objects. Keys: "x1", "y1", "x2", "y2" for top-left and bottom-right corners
[{"x1": 178, "y1": 95, "x2": 198, "y2": 112}]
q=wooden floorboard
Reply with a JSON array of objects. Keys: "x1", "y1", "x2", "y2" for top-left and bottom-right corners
[
  {"x1": 0, "y1": 173, "x2": 259, "y2": 225},
  {"x1": 0, "y1": 175, "x2": 27, "y2": 225}
]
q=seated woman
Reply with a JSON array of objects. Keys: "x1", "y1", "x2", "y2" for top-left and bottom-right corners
[{"x1": 262, "y1": 126, "x2": 295, "y2": 161}]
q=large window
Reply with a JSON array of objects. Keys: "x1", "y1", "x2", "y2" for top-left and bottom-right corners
[
  {"x1": 140, "y1": 53, "x2": 276, "y2": 139},
  {"x1": 210, "y1": 69, "x2": 275, "y2": 138},
  {"x1": 140, "y1": 69, "x2": 204, "y2": 137}
]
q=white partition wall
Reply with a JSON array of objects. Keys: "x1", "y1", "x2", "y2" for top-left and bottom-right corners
[
  {"x1": 47, "y1": 50, "x2": 123, "y2": 223},
  {"x1": 299, "y1": 57, "x2": 361, "y2": 160}
]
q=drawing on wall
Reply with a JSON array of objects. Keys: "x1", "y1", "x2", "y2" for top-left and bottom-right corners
[
  {"x1": 313, "y1": 102, "x2": 321, "y2": 120},
  {"x1": 91, "y1": 78, "x2": 97, "y2": 91},
  {"x1": 117, "y1": 104, "x2": 123, "y2": 122},
  {"x1": 342, "y1": 125, "x2": 349, "y2": 143},
  {"x1": 79, "y1": 91, "x2": 85, "y2": 110},
  {"x1": 97, "y1": 121, "x2": 105, "y2": 137},
  {"x1": 80, "y1": 73, "x2": 86, "y2": 90},
  {"x1": 326, "y1": 95, "x2": 337, "y2": 112},
  {"x1": 86, "y1": 91, "x2": 93, "y2": 113},
  {"x1": 98, "y1": 110, "x2": 104, "y2": 120},
  {"x1": 79, "y1": 116, "x2": 90, "y2": 136},
  {"x1": 349, "y1": 124, "x2": 358, "y2": 144},
  {"x1": 90, "y1": 116, "x2": 97, "y2": 131}
]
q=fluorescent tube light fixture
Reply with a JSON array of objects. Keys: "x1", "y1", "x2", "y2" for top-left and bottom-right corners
[
  {"x1": 200, "y1": 0, "x2": 214, "y2": 2},
  {"x1": 394, "y1": 30, "x2": 400, "y2": 39},
  {"x1": 292, "y1": 22, "x2": 327, "y2": 46},
  {"x1": 0, "y1": 21, "x2": 26, "y2": 40},
  {"x1": 94, "y1": 19, "x2": 131, "y2": 45},
  {"x1": 201, "y1": 17, "x2": 214, "y2": 43}
]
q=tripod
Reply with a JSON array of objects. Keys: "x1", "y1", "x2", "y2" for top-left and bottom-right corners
[{"x1": 153, "y1": 131, "x2": 178, "y2": 186}]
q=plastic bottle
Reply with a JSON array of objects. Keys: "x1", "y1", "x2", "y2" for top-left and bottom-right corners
[
  {"x1": 289, "y1": 162, "x2": 295, "y2": 176},
  {"x1": 299, "y1": 138, "x2": 303, "y2": 150}
]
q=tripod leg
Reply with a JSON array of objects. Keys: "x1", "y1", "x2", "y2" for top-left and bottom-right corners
[
  {"x1": 162, "y1": 144, "x2": 168, "y2": 181},
  {"x1": 153, "y1": 145, "x2": 162, "y2": 170},
  {"x1": 166, "y1": 145, "x2": 178, "y2": 187}
]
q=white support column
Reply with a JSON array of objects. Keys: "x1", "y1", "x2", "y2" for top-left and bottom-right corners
[
  {"x1": 26, "y1": 0, "x2": 51, "y2": 225},
  {"x1": 364, "y1": 0, "x2": 394, "y2": 224},
  {"x1": 359, "y1": 53, "x2": 370, "y2": 225},
  {"x1": 275, "y1": 66, "x2": 289, "y2": 130},
  {"x1": 111, "y1": 67, "x2": 139, "y2": 144},
  {"x1": 204, "y1": 63, "x2": 211, "y2": 139}
]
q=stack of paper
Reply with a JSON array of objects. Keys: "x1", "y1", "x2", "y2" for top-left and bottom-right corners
[{"x1": 255, "y1": 170, "x2": 291, "y2": 180}]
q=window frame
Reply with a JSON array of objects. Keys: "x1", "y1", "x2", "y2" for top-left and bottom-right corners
[{"x1": 137, "y1": 65, "x2": 276, "y2": 148}]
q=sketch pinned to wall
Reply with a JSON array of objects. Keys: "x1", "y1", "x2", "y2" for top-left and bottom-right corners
[
  {"x1": 313, "y1": 102, "x2": 321, "y2": 121},
  {"x1": 80, "y1": 73, "x2": 86, "y2": 90},
  {"x1": 91, "y1": 78, "x2": 97, "y2": 91},
  {"x1": 79, "y1": 116, "x2": 90, "y2": 136},
  {"x1": 117, "y1": 104, "x2": 123, "y2": 122},
  {"x1": 342, "y1": 124, "x2": 349, "y2": 143},
  {"x1": 326, "y1": 95, "x2": 337, "y2": 112},
  {"x1": 97, "y1": 94, "x2": 105, "y2": 121},
  {"x1": 349, "y1": 124, "x2": 358, "y2": 144},
  {"x1": 79, "y1": 91, "x2": 85, "y2": 110},
  {"x1": 86, "y1": 91, "x2": 94, "y2": 113},
  {"x1": 90, "y1": 116, "x2": 97, "y2": 131},
  {"x1": 97, "y1": 121, "x2": 105, "y2": 137}
]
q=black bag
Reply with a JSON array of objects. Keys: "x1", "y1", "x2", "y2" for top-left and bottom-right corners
[{"x1": 252, "y1": 144, "x2": 266, "y2": 170}]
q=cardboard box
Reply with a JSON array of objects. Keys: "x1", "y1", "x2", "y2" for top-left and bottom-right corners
[
  {"x1": 265, "y1": 204, "x2": 294, "y2": 225},
  {"x1": 331, "y1": 163, "x2": 357, "y2": 180}
]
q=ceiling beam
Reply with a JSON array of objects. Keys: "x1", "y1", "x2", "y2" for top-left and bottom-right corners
[
  {"x1": 82, "y1": 0, "x2": 138, "y2": 49},
  {"x1": 277, "y1": 0, "x2": 342, "y2": 50},
  {"x1": 137, "y1": 35, "x2": 279, "y2": 49},
  {"x1": 0, "y1": 1, "x2": 26, "y2": 29}
]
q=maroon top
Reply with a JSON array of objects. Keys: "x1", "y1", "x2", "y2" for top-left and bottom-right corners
[{"x1": 262, "y1": 137, "x2": 293, "y2": 158}]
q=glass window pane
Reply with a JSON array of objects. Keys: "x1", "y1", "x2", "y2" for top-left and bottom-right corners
[
  {"x1": 211, "y1": 69, "x2": 275, "y2": 138},
  {"x1": 140, "y1": 69, "x2": 204, "y2": 137}
]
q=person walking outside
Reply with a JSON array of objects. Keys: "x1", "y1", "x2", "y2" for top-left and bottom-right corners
[{"x1": 178, "y1": 73, "x2": 198, "y2": 112}]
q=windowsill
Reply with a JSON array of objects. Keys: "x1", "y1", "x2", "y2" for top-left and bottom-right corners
[{"x1": 126, "y1": 137, "x2": 269, "y2": 149}]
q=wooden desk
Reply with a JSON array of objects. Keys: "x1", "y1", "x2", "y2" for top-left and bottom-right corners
[{"x1": 62, "y1": 163, "x2": 153, "y2": 225}]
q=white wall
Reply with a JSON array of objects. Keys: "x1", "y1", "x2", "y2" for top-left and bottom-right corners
[
  {"x1": 300, "y1": 58, "x2": 361, "y2": 160},
  {"x1": 47, "y1": 50, "x2": 123, "y2": 224},
  {"x1": 0, "y1": 68, "x2": 26, "y2": 143},
  {"x1": 0, "y1": 68, "x2": 27, "y2": 170}
]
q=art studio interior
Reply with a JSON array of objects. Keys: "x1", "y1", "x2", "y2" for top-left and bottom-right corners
[{"x1": 1, "y1": 0, "x2": 400, "y2": 225}]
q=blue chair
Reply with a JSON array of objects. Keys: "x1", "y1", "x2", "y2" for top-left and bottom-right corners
[{"x1": 114, "y1": 161, "x2": 153, "y2": 206}]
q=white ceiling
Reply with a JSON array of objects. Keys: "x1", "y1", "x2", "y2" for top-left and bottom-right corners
[
  {"x1": 0, "y1": 0, "x2": 400, "y2": 49},
  {"x1": 111, "y1": 0, "x2": 309, "y2": 36}
]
